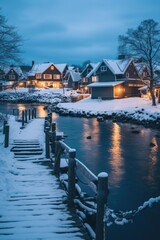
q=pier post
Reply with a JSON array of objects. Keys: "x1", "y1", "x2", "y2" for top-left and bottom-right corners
[
  {"x1": 31, "y1": 109, "x2": 34, "y2": 119},
  {"x1": 4, "y1": 124, "x2": 9, "y2": 148},
  {"x1": 68, "y1": 149, "x2": 76, "y2": 207},
  {"x1": 96, "y1": 172, "x2": 108, "y2": 240},
  {"x1": 54, "y1": 140, "x2": 62, "y2": 175},
  {"x1": 22, "y1": 110, "x2": 25, "y2": 127},
  {"x1": 34, "y1": 108, "x2": 37, "y2": 118},
  {"x1": 28, "y1": 109, "x2": 31, "y2": 121},
  {"x1": 25, "y1": 110, "x2": 27, "y2": 123},
  {"x1": 51, "y1": 122, "x2": 56, "y2": 154},
  {"x1": 3, "y1": 120, "x2": 7, "y2": 134},
  {"x1": 45, "y1": 126, "x2": 50, "y2": 159}
]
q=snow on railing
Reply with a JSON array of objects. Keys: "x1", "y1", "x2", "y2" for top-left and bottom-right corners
[{"x1": 105, "y1": 196, "x2": 160, "y2": 226}]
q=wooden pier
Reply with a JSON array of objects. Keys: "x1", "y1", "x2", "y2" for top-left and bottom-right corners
[
  {"x1": 0, "y1": 118, "x2": 90, "y2": 240},
  {"x1": 1, "y1": 111, "x2": 109, "y2": 240}
]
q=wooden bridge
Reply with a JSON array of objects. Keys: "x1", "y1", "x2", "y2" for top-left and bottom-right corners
[
  {"x1": 0, "y1": 118, "x2": 90, "y2": 240},
  {"x1": 1, "y1": 110, "x2": 108, "y2": 240}
]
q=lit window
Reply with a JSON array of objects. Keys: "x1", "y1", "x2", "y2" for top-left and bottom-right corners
[
  {"x1": 9, "y1": 74, "x2": 15, "y2": 80},
  {"x1": 53, "y1": 74, "x2": 60, "y2": 79},
  {"x1": 92, "y1": 76, "x2": 98, "y2": 82},
  {"x1": 36, "y1": 74, "x2": 42, "y2": 79},
  {"x1": 83, "y1": 78, "x2": 88, "y2": 83},
  {"x1": 100, "y1": 66, "x2": 107, "y2": 72},
  {"x1": 50, "y1": 65, "x2": 54, "y2": 70},
  {"x1": 43, "y1": 74, "x2": 52, "y2": 79}
]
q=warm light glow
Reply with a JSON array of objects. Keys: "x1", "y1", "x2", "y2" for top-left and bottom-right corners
[
  {"x1": 53, "y1": 83, "x2": 57, "y2": 88},
  {"x1": 118, "y1": 87, "x2": 121, "y2": 92},
  {"x1": 84, "y1": 86, "x2": 88, "y2": 91},
  {"x1": 109, "y1": 123, "x2": 124, "y2": 187},
  {"x1": 50, "y1": 65, "x2": 54, "y2": 70}
]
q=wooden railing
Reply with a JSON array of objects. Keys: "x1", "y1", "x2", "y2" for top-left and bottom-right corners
[{"x1": 44, "y1": 113, "x2": 109, "y2": 240}]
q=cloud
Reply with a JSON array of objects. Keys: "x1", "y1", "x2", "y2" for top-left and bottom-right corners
[{"x1": 1, "y1": 0, "x2": 160, "y2": 65}]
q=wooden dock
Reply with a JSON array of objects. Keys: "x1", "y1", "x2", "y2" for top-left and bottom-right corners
[{"x1": 0, "y1": 119, "x2": 90, "y2": 240}]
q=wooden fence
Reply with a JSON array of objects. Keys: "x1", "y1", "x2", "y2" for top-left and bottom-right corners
[{"x1": 44, "y1": 112, "x2": 109, "y2": 240}]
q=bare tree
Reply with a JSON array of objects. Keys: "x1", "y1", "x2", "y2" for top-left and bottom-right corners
[
  {"x1": 118, "y1": 19, "x2": 160, "y2": 106},
  {"x1": 0, "y1": 11, "x2": 23, "y2": 66}
]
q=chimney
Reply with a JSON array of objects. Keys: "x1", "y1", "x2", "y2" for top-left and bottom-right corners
[
  {"x1": 32, "y1": 60, "x2": 35, "y2": 67},
  {"x1": 118, "y1": 55, "x2": 125, "y2": 60}
]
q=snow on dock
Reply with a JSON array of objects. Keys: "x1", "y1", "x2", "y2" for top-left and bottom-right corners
[{"x1": 0, "y1": 118, "x2": 89, "y2": 240}]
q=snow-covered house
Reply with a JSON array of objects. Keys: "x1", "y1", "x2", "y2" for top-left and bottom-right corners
[
  {"x1": 67, "y1": 69, "x2": 82, "y2": 90},
  {"x1": 28, "y1": 62, "x2": 63, "y2": 88},
  {"x1": 0, "y1": 66, "x2": 26, "y2": 90},
  {"x1": 88, "y1": 59, "x2": 146, "y2": 99},
  {"x1": 80, "y1": 63, "x2": 99, "y2": 93}
]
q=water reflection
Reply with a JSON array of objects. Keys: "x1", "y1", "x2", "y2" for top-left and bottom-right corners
[{"x1": 109, "y1": 123, "x2": 124, "y2": 187}]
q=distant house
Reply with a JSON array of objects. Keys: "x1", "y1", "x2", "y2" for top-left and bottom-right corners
[
  {"x1": 80, "y1": 63, "x2": 99, "y2": 92},
  {"x1": 0, "y1": 66, "x2": 26, "y2": 90},
  {"x1": 28, "y1": 63, "x2": 63, "y2": 88},
  {"x1": 67, "y1": 69, "x2": 82, "y2": 90},
  {"x1": 88, "y1": 58, "x2": 146, "y2": 99}
]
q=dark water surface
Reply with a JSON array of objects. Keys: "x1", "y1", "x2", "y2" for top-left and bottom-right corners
[{"x1": 0, "y1": 103, "x2": 160, "y2": 240}]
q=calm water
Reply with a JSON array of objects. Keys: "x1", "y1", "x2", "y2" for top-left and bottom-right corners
[{"x1": 0, "y1": 103, "x2": 160, "y2": 240}]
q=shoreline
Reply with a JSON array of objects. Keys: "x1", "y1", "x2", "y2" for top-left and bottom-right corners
[{"x1": 53, "y1": 105, "x2": 160, "y2": 130}]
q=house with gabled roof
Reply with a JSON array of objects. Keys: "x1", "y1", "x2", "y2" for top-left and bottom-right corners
[
  {"x1": 28, "y1": 62, "x2": 63, "y2": 88},
  {"x1": 80, "y1": 62, "x2": 100, "y2": 93},
  {"x1": 88, "y1": 58, "x2": 146, "y2": 99},
  {"x1": 66, "y1": 69, "x2": 82, "y2": 90},
  {"x1": 0, "y1": 66, "x2": 26, "y2": 90}
]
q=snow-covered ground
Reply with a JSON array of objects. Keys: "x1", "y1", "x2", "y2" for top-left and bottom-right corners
[
  {"x1": 0, "y1": 88, "x2": 160, "y2": 125},
  {"x1": 58, "y1": 96, "x2": 160, "y2": 115}
]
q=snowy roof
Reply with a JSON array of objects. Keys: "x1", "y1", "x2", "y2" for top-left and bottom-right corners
[
  {"x1": 103, "y1": 59, "x2": 132, "y2": 74},
  {"x1": 0, "y1": 66, "x2": 23, "y2": 76},
  {"x1": 81, "y1": 63, "x2": 98, "y2": 75},
  {"x1": 55, "y1": 64, "x2": 67, "y2": 73},
  {"x1": 88, "y1": 81, "x2": 124, "y2": 87},
  {"x1": 86, "y1": 62, "x2": 101, "y2": 78},
  {"x1": 28, "y1": 63, "x2": 54, "y2": 76},
  {"x1": 135, "y1": 63, "x2": 147, "y2": 75},
  {"x1": 69, "y1": 70, "x2": 81, "y2": 82}
]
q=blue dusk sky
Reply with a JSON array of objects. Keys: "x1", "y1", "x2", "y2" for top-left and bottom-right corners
[{"x1": 1, "y1": 0, "x2": 160, "y2": 66}]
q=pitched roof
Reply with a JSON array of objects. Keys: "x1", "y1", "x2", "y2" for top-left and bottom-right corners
[
  {"x1": 28, "y1": 63, "x2": 53, "y2": 76},
  {"x1": 55, "y1": 64, "x2": 68, "y2": 73},
  {"x1": 134, "y1": 62, "x2": 147, "y2": 75},
  {"x1": 103, "y1": 59, "x2": 132, "y2": 74},
  {"x1": 86, "y1": 62, "x2": 101, "y2": 78},
  {"x1": 69, "y1": 70, "x2": 81, "y2": 82}
]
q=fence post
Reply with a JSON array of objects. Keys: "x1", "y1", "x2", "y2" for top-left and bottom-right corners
[
  {"x1": 51, "y1": 122, "x2": 56, "y2": 154},
  {"x1": 68, "y1": 149, "x2": 76, "y2": 207},
  {"x1": 22, "y1": 110, "x2": 25, "y2": 127},
  {"x1": 31, "y1": 108, "x2": 34, "y2": 119},
  {"x1": 4, "y1": 124, "x2": 9, "y2": 148},
  {"x1": 3, "y1": 120, "x2": 7, "y2": 134},
  {"x1": 96, "y1": 172, "x2": 108, "y2": 240},
  {"x1": 28, "y1": 109, "x2": 31, "y2": 121},
  {"x1": 45, "y1": 126, "x2": 50, "y2": 159},
  {"x1": 34, "y1": 108, "x2": 37, "y2": 118},
  {"x1": 54, "y1": 140, "x2": 62, "y2": 175},
  {"x1": 25, "y1": 110, "x2": 28, "y2": 123}
]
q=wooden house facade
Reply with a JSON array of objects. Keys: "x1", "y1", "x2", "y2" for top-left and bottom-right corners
[
  {"x1": 88, "y1": 59, "x2": 148, "y2": 99},
  {"x1": 28, "y1": 63, "x2": 63, "y2": 88}
]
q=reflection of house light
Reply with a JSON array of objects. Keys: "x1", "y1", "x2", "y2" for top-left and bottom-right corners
[{"x1": 109, "y1": 123, "x2": 124, "y2": 186}]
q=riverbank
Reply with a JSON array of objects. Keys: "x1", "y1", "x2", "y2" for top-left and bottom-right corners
[
  {"x1": 55, "y1": 97, "x2": 160, "y2": 129},
  {"x1": 0, "y1": 88, "x2": 160, "y2": 129}
]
